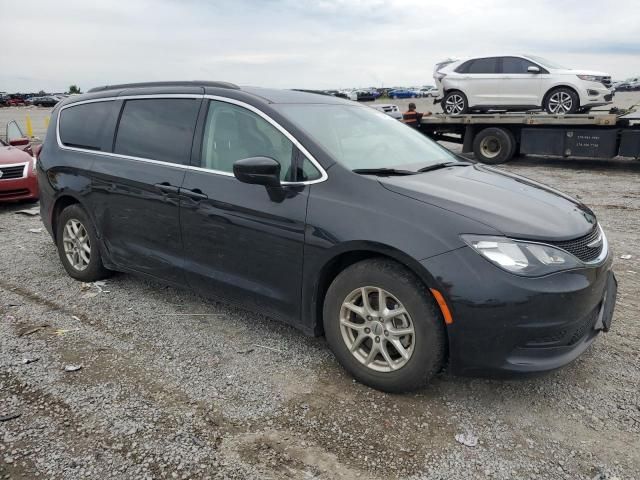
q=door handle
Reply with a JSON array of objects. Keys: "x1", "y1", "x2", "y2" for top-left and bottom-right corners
[
  {"x1": 182, "y1": 188, "x2": 208, "y2": 200},
  {"x1": 154, "y1": 182, "x2": 180, "y2": 194}
]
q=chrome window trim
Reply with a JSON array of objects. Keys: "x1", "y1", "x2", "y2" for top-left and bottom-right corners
[
  {"x1": 55, "y1": 93, "x2": 328, "y2": 185},
  {"x1": 0, "y1": 162, "x2": 29, "y2": 180}
]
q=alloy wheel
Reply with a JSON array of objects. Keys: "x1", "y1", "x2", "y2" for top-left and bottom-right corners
[
  {"x1": 339, "y1": 286, "x2": 415, "y2": 372},
  {"x1": 444, "y1": 94, "x2": 465, "y2": 114},
  {"x1": 62, "y1": 218, "x2": 91, "y2": 271},
  {"x1": 548, "y1": 91, "x2": 573, "y2": 114}
]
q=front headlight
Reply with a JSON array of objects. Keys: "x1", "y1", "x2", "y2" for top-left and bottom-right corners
[
  {"x1": 577, "y1": 75, "x2": 602, "y2": 82},
  {"x1": 461, "y1": 235, "x2": 582, "y2": 276}
]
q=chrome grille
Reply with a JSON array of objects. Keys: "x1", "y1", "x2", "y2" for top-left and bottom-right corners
[
  {"x1": 548, "y1": 225, "x2": 603, "y2": 263},
  {"x1": 0, "y1": 164, "x2": 26, "y2": 180}
]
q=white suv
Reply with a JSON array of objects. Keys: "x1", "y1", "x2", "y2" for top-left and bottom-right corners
[{"x1": 434, "y1": 55, "x2": 613, "y2": 115}]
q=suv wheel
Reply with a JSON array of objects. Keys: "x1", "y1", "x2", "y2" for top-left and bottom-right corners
[
  {"x1": 544, "y1": 88, "x2": 579, "y2": 114},
  {"x1": 323, "y1": 259, "x2": 446, "y2": 392},
  {"x1": 56, "y1": 204, "x2": 110, "y2": 282},
  {"x1": 442, "y1": 91, "x2": 468, "y2": 114}
]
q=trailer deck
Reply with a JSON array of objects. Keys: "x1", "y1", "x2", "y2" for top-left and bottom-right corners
[{"x1": 419, "y1": 112, "x2": 640, "y2": 164}]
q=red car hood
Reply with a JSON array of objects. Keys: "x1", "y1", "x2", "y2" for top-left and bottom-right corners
[{"x1": 0, "y1": 145, "x2": 32, "y2": 165}]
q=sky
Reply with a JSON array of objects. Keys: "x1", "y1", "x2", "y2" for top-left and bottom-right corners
[{"x1": 1, "y1": 0, "x2": 639, "y2": 93}]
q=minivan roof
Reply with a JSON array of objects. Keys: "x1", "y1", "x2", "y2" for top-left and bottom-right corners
[{"x1": 64, "y1": 81, "x2": 351, "y2": 107}]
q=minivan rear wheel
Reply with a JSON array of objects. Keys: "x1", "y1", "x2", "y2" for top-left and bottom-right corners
[
  {"x1": 323, "y1": 258, "x2": 446, "y2": 392},
  {"x1": 56, "y1": 204, "x2": 110, "y2": 282}
]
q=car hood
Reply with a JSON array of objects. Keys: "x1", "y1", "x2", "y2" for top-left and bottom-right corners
[
  {"x1": 552, "y1": 68, "x2": 610, "y2": 77},
  {"x1": 0, "y1": 146, "x2": 32, "y2": 165},
  {"x1": 379, "y1": 165, "x2": 597, "y2": 241}
]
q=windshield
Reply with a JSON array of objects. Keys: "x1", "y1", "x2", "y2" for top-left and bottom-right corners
[
  {"x1": 526, "y1": 55, "x2": 568, "y2": 69},
  {"x1": 274, "y1": 104, "x2": 458, "y2": 171}
]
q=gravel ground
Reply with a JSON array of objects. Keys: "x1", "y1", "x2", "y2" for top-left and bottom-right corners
[{"x1": 2, "y1": 104, "x2": 640, "y2": 479}]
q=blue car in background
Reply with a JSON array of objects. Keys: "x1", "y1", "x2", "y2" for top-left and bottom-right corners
[{"x1": 388, "y1": 89, "x2": 416, "y2": 99}]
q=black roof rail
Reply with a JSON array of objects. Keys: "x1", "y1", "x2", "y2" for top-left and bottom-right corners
[{"x1": 87, "y1": 81, "x2": 240, "y2": 93}]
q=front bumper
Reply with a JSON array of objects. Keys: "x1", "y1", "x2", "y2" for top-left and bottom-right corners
[
  {"x1": 422, "y1": 246, "x2": 615, "y2": 376},
  {"x1": 578, "y1": 84, "x2": 614, "y2": 107},
  {"x1": 0, "y1": 169, "x2": 39, "y2": 202}
]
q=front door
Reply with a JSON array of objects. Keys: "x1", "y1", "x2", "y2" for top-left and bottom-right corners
[
  {"x1": 88, "y1": 97, "x2": 201, "y2": 284},
  {"x1": 180, "y1": 99, "x2": 321, "y2": 323},
  {"x1": 497, "y1": 57, "x2": 544, "y2": 107}
]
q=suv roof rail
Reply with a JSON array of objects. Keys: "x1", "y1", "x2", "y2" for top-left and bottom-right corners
[{"x1": 87, "y1": 81, "x2": 240, "y2": 93}]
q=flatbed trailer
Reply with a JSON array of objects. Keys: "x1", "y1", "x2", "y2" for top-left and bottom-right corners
[{"x1": 418, "y1": 112, "x2": 640, "y2": 164}]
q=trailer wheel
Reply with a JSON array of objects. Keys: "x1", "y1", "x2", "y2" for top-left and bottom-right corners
[{"x1": 472, "y1": 127, "x2": 515, "y2": 164}]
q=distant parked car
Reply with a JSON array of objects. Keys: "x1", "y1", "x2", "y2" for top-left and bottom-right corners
[
  {"x1": 434, "y1": 54, "x2": 613, "y2": 114},
  {"x1": 388, "y1": 89, "x2": 416, "y2": 99},
  {"x1": 32, "y1": 96, "x2": 60, "y2": 107},
  {"x1": 5, "y1": 95, "x2": 26, "y2": 107},
  {"x1": 0, "y1": 121, "x2": 39, "y2": 202},
  {"x1": 419, "y1": 87, "x2": 439, "y2": 98},
  {"x1": 613, "y1": 83, "x2": 632, "y2": 92},
  {"x1": 369, "y1": 103, "x2": 402, "y2": 120},
  {"x1": 349, "y1": 90, "x2": 376, "y2": 102}
]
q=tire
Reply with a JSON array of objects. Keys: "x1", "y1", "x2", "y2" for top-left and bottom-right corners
[
  {"x1": 472, "y1": 127, "x2": 515, "y2": 164},
  {"x1": 56, "y1": 204, "x2": 110, "y2": 282},
  {"x1": 441, "y1": 90, "x2": 468, "y2": 114},
  {"x1": 544, "y1": 87, "x2": 579, "y2": 114},
  {"x1": 392, "y1": 95, "x2": 397, "y2": 99},
  {"x1": 323, "y1": 258, "x2": 446, "y2": 392}
]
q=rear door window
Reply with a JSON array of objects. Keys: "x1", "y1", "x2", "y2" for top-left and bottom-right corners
[
  {"x1": 466, "y1": 57, "x2": 499, "y2": 74},
  {"x1": 114, "y1": 98, "x2": 200, "y2": 164},
  {"x1": 59, "y1": 101, "x2": 115, "y2": 151}
]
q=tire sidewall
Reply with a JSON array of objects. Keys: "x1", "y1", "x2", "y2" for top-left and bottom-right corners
[
  {"x1": 56, "y1": 204, "x2": 107, "y2": 282},
  {"x1": 473, "y1": 127, "x2": 514, "y2": 164},
  {"x1": 323, "y1": 260, "x2": 446, "y2": 392},
  {"x1": 544, "y1": 87, "x2": 579, "y2": 114},
  {"x1": 442, "y1": 91, "x2": 468, "y2": 114}
]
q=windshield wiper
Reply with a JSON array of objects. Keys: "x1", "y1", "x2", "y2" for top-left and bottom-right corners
[
  {"x1": 417, "y1": 161, "x2": 473, "y2": 173},
  {"x1": 352, "y1": 168, "x2": 417, "y2": 176}
]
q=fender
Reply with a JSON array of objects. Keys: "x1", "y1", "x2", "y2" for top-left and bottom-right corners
[{"x1": 301, "y1": 240, "x2": 441, "y2": 336}]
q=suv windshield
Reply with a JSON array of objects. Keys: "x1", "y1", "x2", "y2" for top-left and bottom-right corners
[
  {"x1": 274, "y1": 104, "x2": 458, "y2": 171},
  {"x1": 525, "y1": 55, "x2": 568, "y2": 69}
]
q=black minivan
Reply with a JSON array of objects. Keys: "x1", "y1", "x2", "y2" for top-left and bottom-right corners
[{"x1": 38, "y1": 81, "x2": 616, "y2": 392}]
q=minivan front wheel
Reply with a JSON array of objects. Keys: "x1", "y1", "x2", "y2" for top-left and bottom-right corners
[
  {"x1": 323, "y1": 259, "x2": 446, "y2": 392},
  {"x1": 56, "y1": 204, "x2": 110, "y2": 282}
]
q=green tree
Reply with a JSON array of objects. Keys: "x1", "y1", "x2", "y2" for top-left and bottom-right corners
[{"x1": 68, "y1": 85, "x2": 82, "y2": 94}]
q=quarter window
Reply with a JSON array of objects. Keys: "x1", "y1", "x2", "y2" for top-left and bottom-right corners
[
  {"x1": 114, "y1": 98, "x2": 200, "y2": 164},
  {"x1": 201, "y1": 100, "x2": 320, "y2": 181},
  {"x1": 59, "y1": 101, "x2": 114, "y2": 151},
  {"x1": 466, "y1": 57, "x2": 499, "y2": 74}
]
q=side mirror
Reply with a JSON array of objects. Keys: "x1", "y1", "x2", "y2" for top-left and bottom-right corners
[
  {"x1": 233, "y1": 156, "x2": 281, "y2": 187},
  {"x1": 527, "y1": 66, "x2": 540, "y2": 74},
  {"x1": 9, "y1": 138, "x2": 30, "y2": 147}
]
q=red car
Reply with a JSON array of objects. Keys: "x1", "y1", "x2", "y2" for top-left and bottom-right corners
[{"x1": 0, "y1": 121, "x2": 39, "y2": 202}]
